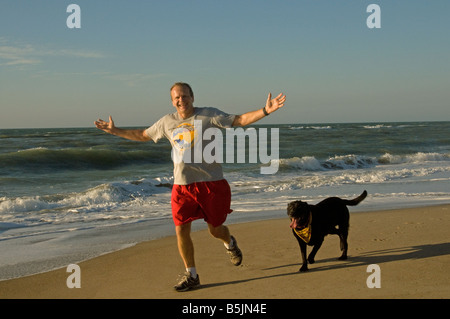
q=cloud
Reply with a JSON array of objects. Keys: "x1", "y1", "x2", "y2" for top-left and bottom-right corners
[
  {"x1": 0, "y1": 38, "x2": 167, "y2": 87},
  {"x1": 0, "y1": 40, "x2": 105, "y2": 67},
  {"x1": 0, "y1": 45, "x2": 38, "y2": 66},
  {"x1": 49, "y1": 49, "x2": 105, "y2": 59}
]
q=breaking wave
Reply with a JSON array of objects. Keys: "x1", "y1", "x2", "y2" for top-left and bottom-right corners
[
  {"x1": 275, "y1": 152, "x2": 450, "y2": 171},
  {"x1": 0, "y1": 178, "x2": 173, "y2": 227},
  {"x1": 0, "y1": 147, "x2": 170, "y2": 172}
]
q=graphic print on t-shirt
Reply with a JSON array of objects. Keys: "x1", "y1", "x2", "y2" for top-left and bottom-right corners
[{"x1": 171, "y1": 123, "x2": 197, "y2": 150}]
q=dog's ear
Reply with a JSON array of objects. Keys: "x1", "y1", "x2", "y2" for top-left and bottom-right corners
[
  {"x1": 287, "y1": 201, "x2": 299, "y2": 214},
  {"x1": 287, "y1": 201, "x2": 299, "y2": 216}
]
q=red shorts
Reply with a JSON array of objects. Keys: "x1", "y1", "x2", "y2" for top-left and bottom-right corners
[{"x1": 171, "y1": 179, "x2": 232, "y2": 227}]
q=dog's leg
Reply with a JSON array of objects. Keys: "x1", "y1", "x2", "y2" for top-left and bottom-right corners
[
  {"x1": 338, "y1": 228, "x2": 349, "y2": 260},
  {"x1": 292, "y1": 229, "x2": 309, "y2": 272},
  {"x1": 299, "y1": 241, "x2": 309, "y2": 272},
  {"x1": 308, "y1": 238, "x2": 324, "y2": 265}
]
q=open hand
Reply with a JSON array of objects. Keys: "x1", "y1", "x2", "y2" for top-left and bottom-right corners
[
  {"x1": 94, "y1": 116, "x2": 115, "y2": 134},
  {"x1": 265, "y1": 93, "x2": 286, "y2": 115}
]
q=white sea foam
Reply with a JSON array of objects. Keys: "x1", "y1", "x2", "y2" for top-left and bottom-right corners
[
  {"x1": 0, "y1": 178, "x2": 173, "y2": 229},
  {"x1": 363, "y1": 124, "x2": 392, "y2": 129}
]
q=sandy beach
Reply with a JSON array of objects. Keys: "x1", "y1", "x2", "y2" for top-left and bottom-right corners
[{"x1": 0, "y1": 205, "x2": 449, "y2": 299}]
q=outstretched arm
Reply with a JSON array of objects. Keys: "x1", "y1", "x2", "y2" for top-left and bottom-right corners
[
  {"x1": 232, "y1": 92, "x2": 286, "y2": 127},
  {"x1": 94, "y1": 116, "x2": 151, "y2": 142}
]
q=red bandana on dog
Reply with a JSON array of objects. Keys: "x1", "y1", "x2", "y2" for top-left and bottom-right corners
[{"x1": 293, "y1": 212, "x2": 312, "y2": 243}]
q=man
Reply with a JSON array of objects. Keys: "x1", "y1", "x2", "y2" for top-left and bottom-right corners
[{"x1": 94, "y1": 82, "x2": 286, "y2": 291}]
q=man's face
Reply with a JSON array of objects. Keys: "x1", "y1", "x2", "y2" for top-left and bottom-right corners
[{"x1": 171, "y1": 85, "x2": 194, "y2": 116}]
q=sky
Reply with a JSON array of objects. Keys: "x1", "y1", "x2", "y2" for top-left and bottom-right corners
[{"x1": 1, "y1": 0, "x2": 449, "y2": 128}]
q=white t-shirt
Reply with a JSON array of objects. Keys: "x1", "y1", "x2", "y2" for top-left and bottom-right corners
[{"x1": 145, "y1": 107, "x2": 236, "y2": 185}]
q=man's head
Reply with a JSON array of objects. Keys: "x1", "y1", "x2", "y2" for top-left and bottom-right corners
[
  {"x1": 170, "y1": 82, "x2": 195, "y2": 119},
  {"x1": 170, "y1": 82, "x2": 194, "y2": 98}
]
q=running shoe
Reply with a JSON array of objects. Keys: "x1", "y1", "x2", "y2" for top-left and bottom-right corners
[
  {"x1": 227, "y1": 235, "x2": 243, "y2": 266},
  {"x1": 173, "y1": 272, "x2": 200, "y2": 292}
]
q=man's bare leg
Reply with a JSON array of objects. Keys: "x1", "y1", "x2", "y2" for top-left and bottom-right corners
[
  {"x1": 208, "y1": 223, "x2": 242, "y2": 266},
  {"x1": 174, "y1": 222, "x2": 200, "y2": 291},
  {"x1": 207, "y1": 223, "x2": 231, "y2": 244},
  {"x1": 175, "y1": 222, "x2": 195, "y2": 268}
]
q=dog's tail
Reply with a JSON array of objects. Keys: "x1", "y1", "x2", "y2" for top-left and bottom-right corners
[{"x1": 342, "y1": 190, "x2": 367, "y2": 206}]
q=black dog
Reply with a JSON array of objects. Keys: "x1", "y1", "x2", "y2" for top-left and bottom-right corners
[{"x1": 287, "y1": 191, "x2": 367, "y2": 272}]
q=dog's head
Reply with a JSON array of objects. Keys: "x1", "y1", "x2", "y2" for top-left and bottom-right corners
[{"x1": 287, "y1": 200, "x2": 310, "y2": 229}]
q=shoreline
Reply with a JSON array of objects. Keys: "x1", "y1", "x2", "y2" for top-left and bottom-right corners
[
  {"x1": 0, "y1": 204, "x2": 449, "y2": 299},
  {"x1": 0, "y1": 201, "x2": 442, "y2": 281}
]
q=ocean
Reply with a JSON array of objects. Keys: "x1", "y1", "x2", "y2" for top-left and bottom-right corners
[{"x1": 1, "y1": 121, "x2": 449, "y2": 280}]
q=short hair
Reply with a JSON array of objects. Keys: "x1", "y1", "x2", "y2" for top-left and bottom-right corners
[{"x1": 170, "y1": 82, "x2": 194, "y2": 98}]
